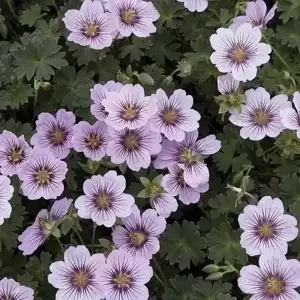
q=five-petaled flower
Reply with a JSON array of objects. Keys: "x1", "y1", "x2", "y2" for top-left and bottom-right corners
[
  {"x1": 176, "y1": 0, "x2": 208, "y2": 13},
  {"x1": 0, "y1": 278, "x2": 34, "y2": 300}
]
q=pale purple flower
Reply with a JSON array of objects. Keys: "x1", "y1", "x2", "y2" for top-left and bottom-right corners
[
  {"x1": 48, "y1": 245, "x2": 106, "y2": 300},
  {"x1": 281, "y1": 91, "x2": 300, "y2": 138},
  {"x1": 230, "y1": 0, "x2": 278, "y2": 32},
  {"x1": 176, "y1": 0, "x2": 208, "y2": 12},
  {"x1": 0, "y1": 278, "x2": 34, "y2": 300},
  {"x1": 90, "y1": 81, "x2": 123, "y2": 121},
  {"x1": 151, "y1": 190, "x2": 178, "y2": 218},
  {"x1": 238, "y1": 196, "x2": 298, "y2": 256},
  {"x1": 107, "y1": 126, "x2": 162, "y2": 171},
  {"x1": 210, "y1": 23, "x2": 271, "y2": 82},
  {"x1": 75, "y1": 171, "x2": 135, "y2": 227},
  {"x1": 99, "y1": 249, "x2": 153, "y2": 300},
  {"x1": 18, "y1": 149, "x2": 68, "y2": 200},
  {"x1": 154, "y1": 131, "x2": 221, "y2": 188},
  {"x1": 149, "y1": 89, "x2": 200, "y2": 142},
  {"x1": 0, "y1": 175, "x2": 14, "y2": 225},
  {"x1": 31, "y1": 109, "x2": 75, "y2": 159},
  {"x1": 0, "y1": 131, "x2": 32, "y2": 176},
  {"x1": 63, "y1": 0, "x2": 114, "y2": 50},
  {"x1": 229, "y1": 87, "x2": 290, "y2": 141},
  {"x1": 102, "y1": 84, "x2": 156, "y2": 130},
  {"x1": 72, "y1": 121, "x2": 110, "y2": 161},
  {"x1": 18, "y1": 198, "x2": 72, "y2": 255},
  {"x1": 106, "y1": 0, "x2": 160, "y2": 37},
  {"x1": 162, "y1": 164, "x2": 209, "y2": 205},
  {"x1": 238, "y1": 251, "x2": 300, "y2": 299},
  {"x1": 217, "y1": 74, "x2": 240, "y2": 95},
  {"x1": 112, "y1": 205, "x2": 166, "y2": 259}
]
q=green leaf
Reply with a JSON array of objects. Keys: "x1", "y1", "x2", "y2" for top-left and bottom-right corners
[
  {"x1": 25, "y1": 252, "x2": 52, "y2": 282},
  {"x1": 278, "y1": 0, "x2": 300, "y2": 23},
  {"x1": 17, "y1": 274, "x2": 38, "y2": 290},
  {"x1": 160, "y1": 220, "x2": 207, "y2": 270},
  {"x1": 138, "y1": 73, "x2": 155, "y2": 86},
  {"x1": 0, "y1": 119, "x2": 33, "y2": 142},
  {"x1": 140, "y1": 177, "x2": 150, "y2": 187},
  {"x1": 20, "y1": 4, "x2": 43, "y2": 27},
  {"x1": 36, "y1": 18, "x2": 60, "y2": 38},
  {"x1": 279, "y1": 174, "x2": 300, "y2": 203},
  {"x1": 97, "y1": 55, "x2": 120, "y2": 81},
  {"x1": 156, "y1": 0, "x2": 184, "y2": 29},
  {"x1": 119, "y1": 37, "x2": 152, "y2": 62}
]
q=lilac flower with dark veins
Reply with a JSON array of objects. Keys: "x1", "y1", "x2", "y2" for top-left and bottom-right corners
[
  {"x1": 72, "y1": 121, "x2": 110, "y2": 161},
  {"x1": 31, "y1": 109, "x2": 75, "y2": 159},
  {"x1": 112, "y1": 205, "x2": 166, "y2": 259},
  {"x1": 0, "y1": 130, "x2": 31, "y2": 176},
  {"x1": 106, "y1": 0, "x2": 160, "y2": 37},
  {"x1": 238, "y1": 196, "x2": 298, "y2": 256},
  {"x1": 48, "y1": 245, "x2": 106, "y2": 300},
  {"x1": 238, "y1": 251, "x2": 300, "y2": 299},
  {"x1": 217, "y1": 74, "x2": 240, "y2": 96},
  {"x1": 162, "y1": 164, "x2": 209, "y2": 205},
  {"x1": 229, "y1": 87, "x2": 290, "y2": 141},
  {"x1": 0, "y1": 278, "x2": 34, "y2": 300},
  {"x1": 154, "y1": 131, "x2": 221, "y2": 188},
  {"x1": 18, "y1": 198, "x2": 72, "y2": 255},
  {"x1": 230, "y1": 0, "x2": 278, "y2": 32},
  {"x1": 102, "y1": 84, "x2": 156, "y2": 130},
  {"x1": 210, "y1": 23, "x2": 271, "y2": 82},
  {"x1": 99, "y1": 249, "x2": 153, "y2": 300},
  {"x1": 107, "y1": 126, "x2": 162, "y2": 171},
  {"x1": 18, "y1": 149, "x2": 68, "y2": 200},
  {"x1": 63, "y1": 0, "x2": 114, "y2": 50},
  {"x1": 149, "y1": 89, "x2": 201, "y2": 142},
  {"x1": 281, "y1": 91, "x2": 300, "y2": 138},
  {"x1": 177, "y1": 0, "x2": 208, "y2": 12},
  {"x1": 0, "y1": 175, "x2": 14, "y2": 225},
  {"x1": 75, "y1": 171, "x2": 135, "y2": 227}
]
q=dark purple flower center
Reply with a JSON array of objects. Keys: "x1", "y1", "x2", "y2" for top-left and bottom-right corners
[
  {"x1": 129, "y1": 231, "x2": 147, "y2": 246},
  {"x1": 85, "y1": 133, "x2": 103, "y2": 150},
  {"x1": 8, "y1": 145, "x2": 25, "y2": 164},
  {"x1": 123, "y1": 105, "x2": 138, "y2": 121},
  {"x1": 96, "y1": 193, "x2": 112, "y2": 208},
  {"x1": 123, "y1": 132, "x2": 141, "y2": 150},
  {"x1": 70, "y1": 267, "x2": 94, "y2": 290},
  {"x1": 121, "y1": 9, "x2": 137, "y2": 24},
  {"x1": 253, "y1": 109, "x2": 270, "y2": 125},
  {"x1": 51, "y1": 128, "x2": 66, "y2": 145},
  {"x1": 265, "y1": 276, "x2": 284, "y2": 295},
  {"x1": 230, "y1": 46, "x2": 248, "y2": 63},
  {"x1": 35, "y1": 168, "x2": 52, "y2": 185},
  {"x1": 113, "y1": 272, "x2": 131, "y2": 289},
  {"x1": 162, "y1": 108, "x2": 180, "y2": 125}
]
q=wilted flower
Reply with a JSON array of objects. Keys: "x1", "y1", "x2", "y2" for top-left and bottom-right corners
[
  {"x1": 0, "y1": 130, "x2": 31, "y2": 176},
  {"x1": 238, "y1": 251, "x2": 300, "y2": 299},
  {"x1": 18, "y1": 149, "x2": 68, "y2": 200},
  {"x1": 229, "y1": 87, "x2": 290, "y2": 141},
  {"x1": 99, "y1": 249, "x2": 153, "y2": 300},
  {"x1": 107, "y1": 126, "x2": 162, "y2": 171},
  {"x1": 0, "y1": 175, "x2": 14, "y2": 225},
  {"x1": 149, "y1": 89, "x2": 200, "y2": 142},
  {"x1": 162, "y1": 164, "x2": 209, "y2": 205},
  {"x1": 48, "y1": 245, "x2": 106, "y2": 300},
  {"x1": 72, "y1": 121, "x2": 110, "y2": 161},
  {"x1": 217, "y1": 74, "x2": 240, "y2": 96},
  {"x1": 112, "y1": 205, "x2": 166, "y2": 259},
  {"x1": 238, "y1": 196, "x2": 298, "y2": 256},
  {"x1": 154, "y1": 131, "x2": 221, "y2": 188},
  {"x1": 31, "y1": 109, "x2": 75, "y2": 159},
  {"x1": 18, "y1": 198, "x2": 72, "y2": 255},
  {"x1": 0, "y1": 278, "x2": 34, "y2": 300},
  {"x1": 177, "y1": 0, "x2": 208, "y2": 13},
  {"x1": 63, "y1": 0, "x2": 114, "y2": 50},
  {"x1": 106, "y1": 0, "x2": 160, "y2": 37},
  {"x1": 210, "y1": 23, "x2": 271, "y2": 82},
  {"x1": 75, "y1": 171, "x2": 135, "y2": 227}
]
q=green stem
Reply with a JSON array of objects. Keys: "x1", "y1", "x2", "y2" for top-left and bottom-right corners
[
  {"x1": 52, "y1": 0, "x2": 59, "y2": 12},
  {"x1": 153, "y1": 256, "x2": 169, "y2": 287},
  {"x1": 73, "y1": 227, "x2": 85, "y2": 245},
  {"x1": 6, "y1": 22, "x2": 17, "y2": 37},
  {"x1": 5, "y1": 0, "x2": 19, "y2": 22},
  {"x1": 209, "y1": 8, "x2": 220, "y2": 20},
  {"x1": 92, "y1": 223, "x2": 97, "y2": 253},
  {"x1": 56, "y1": 238, "x2": 65, "y2": 253},
  {"x1": 153, "y1": 272, "x2": 167, "y2": 289}
]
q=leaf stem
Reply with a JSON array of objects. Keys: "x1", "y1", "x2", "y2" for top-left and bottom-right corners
[
  {"x1": 153, "y1": 256, "x2": 169, "y2": 287},
  {"x1": 56, "y1": 237, "x2": 65, "y2": 253},
  {"x1": 73, "y1": 227, "x2": 85, "y2": 245},
  {"x1": 52, "y1": 0, "x2": 59, "y2": 12},
  {"x1": 92, "y1": 223, "x2": 97, "y2": 252},
  {"x1": 5, "y1": 0, "x2": 19, "y2": 23},
  {"x1": 153, "y1": 272, "x2": 167, "y2": 289}
]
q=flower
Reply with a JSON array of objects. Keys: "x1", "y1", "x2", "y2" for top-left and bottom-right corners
[
  {"x1": 154, "y1": 131, "x2": 221, "y2": 188},
  {"x1": 48, "y1": 245, "x2": 106, "y2": 300},
  {"x1": 63, "y1": 0, "x2": 114, "y2": 50},
  {"x1": 281, "y1": 91, "x2": 300, "y2": 138},
  {"x1": 18, "y1": 149, "x2": 68, "y2": 200},
  {"x1": 106, "y1": 0, "x2": 160, "y2": 37},
  {"x1": 31, "y1": 109, "x2": 75, "y2": 159},
  {"x1": 99, "y1": 249, "x2": 153, "y2": 300},
  {"x1": 112, "y1": 205, "x2": 166, "y2": 259},
  {"x1": 72, "y1": 121, "x2": 110, "y2": 161},
  {"x1": 90, "y1": 81, "x2": 123, "y2": 121},
  {"x1": 229, "y1": 87, "x2": 290, "y2": 141},
  {"x1": 102, "y1": 84, "x2": 156, "y2": 130},
  {"x1": 75, "y1": 171, "x2": 135, "y2": 227},
  {"x1": 0, "y1": 278, "x2": 34, "y2": 300},
  {"x1": 107, "y1": 126, "x2": 162, "y2": 171},
  {"x1": 162, "y1": 164, "x2": 209, "y2": 205},
  {"x1": 238, "y1": 251, "x2": 300, "y2": 299},
  {"x1": 239, "y1": 196, "x2": 298, "y2": 256},
  {"x1": 18, "y1": 198, "x2": 72, "y2": 255},
  {"x1": 0, "y1": 175, "x2": 14, "y2": 225},
  {"x1": 0, "y1": 131, "x2": 31, "y2": 176},
  {"x1": 230, "y1": 0, "x2": 277, "y2": 32},
  {"x1": 176, "y1": 0, "x2": 208, "y2": 12},
  {"x1": 210, "y1": 23, "x2": 271, "y2": 82},
  {"x1": 149, "y1": 89, "x2": 200, "y2": 142},
  {"x1": 217, "y1": 74, "x2": 240, "y2": 96}
]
